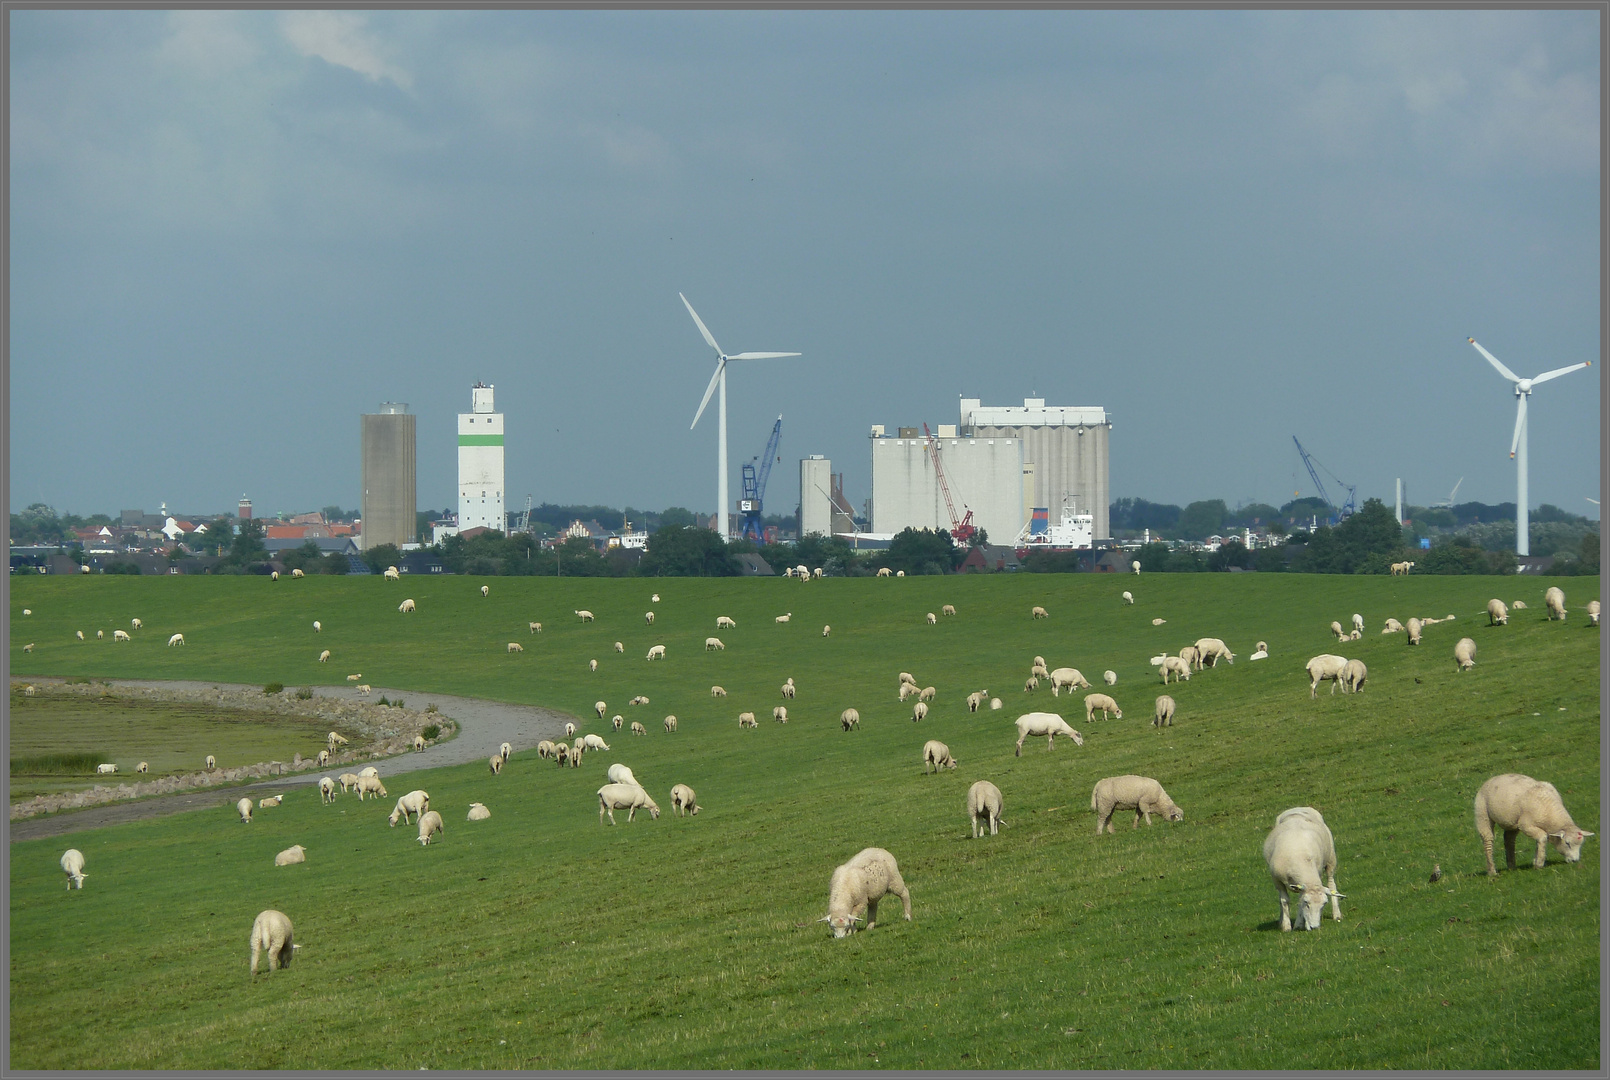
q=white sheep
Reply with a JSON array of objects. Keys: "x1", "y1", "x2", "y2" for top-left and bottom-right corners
[
  {"x1": 529, "y1": 621, "x2": 542, "y2": 634},
  {"x1": 1340, "y1": 658, "x2": 1367, "y2": 694},
  {"x1": 966, "y1": 690, "x2": 987, "y2": 713},
  {"x1": 1406, "y1": 617, "x2": 1423, "y2": 645},
  {"x1": 716, "y1": 616, "x2": 736, "y2": 629},
  {"x1": 237, "y1": 797, "x2": 253, "y2": 823},
  {"x1": 631, "y1": 721, "x2": 647, "y2": 736},
  {"x1": 664, "y1": 716, "x2": 678, "y2": 732},
  {"x1": 645, "y1": 611, "x2": 655, "y2": 625},
  {"x1": 319, "y1": 777, "x2": 337, "y2": 803},
  {"x1": 1351, "y1": 613, "x2": 1364, "y2": 635},
  {"x1": 249, "y1": 910, "x2": 298, "y2": 974},
  {"x1": 390, "y1": 790, "x2": 430, "y2": 826},
  {"x1": 1013, "y1": 712, "x2": 1085, "y2": 756},
  {"x1": 356, "y1": 685, "x2": 371, "y2": 696},
  {"x1": 926, "y1": 612, "x2": 938, "y2": 625},
  {"x1": 359, "y1": 766, "x2": 379, "y2": 778},
  {"x1": 582, "y1": 733, "x2": 609, "y2": 750},
  {"x1": 1194, "y1": 638, "x2": 1235, "y2": 666},
  {"x1": 1178, "y1": 644, "x2": 1202, "y2": 670},
  {"x1": 23, "y1": 643, "x2": 33, "y2": 652},
  {"x1": 205, "y1": 755, "x2": 217, "y2": 770},
  {"x1": 841, "y1": 708, "x2": 861, "y2": 731},
  {"x1": 97, "y1": 763, "x2": 118, "y2": 775},
  {"x1": 77, "y1": 631, "x2": 84, "y2": 641},
  {"x1": 589, "y1": 659, "x2": 598, "y2": 672},
  {"x1": 877, "y1": 567, "x2": 892, "y2": 577},
  {"x1": 535, "y1": 741, "x2": 555, "y2": 760},
  {"x1": 319, "y1": 649, "x2": 331, "y2": 663},
  {"x1": 481, "y1": 584, "x2": 490, "y2": 597},
  {"x1": 1031, "y1": 605, "x2": 1049, "y2": 619},
  {"x1": 1263, "y1": 806, "x2": 1343, "y2": 931},
  {"x1": 383, "y1": 566, "x2": 400, "y2": 582},
  {"x1": 898, "y1": 683, "x2": 918, "y2": 703},
  {"x1": 651, "y1": 594, "x2": 660, "y2": 602},
  {"x1": 896, "y1": 570, "x2": 904, "y2": 577},
  {"x1": 61, "y1": 849, "x2": 87, "y2": 890},
  {"x1": 291, "y1": 568, "x2": 304, "y2": 578},
  {"x1": 781, "y1": 679, "x2": 797, "y2": 699},
  {"x1": 630, "y1": 695, "x2": 651, "y2": 705},
  {"x1": 1154, "y1": 694, "x2": 1176, "y2": 727},
  {"x1": 347, "y1": 674, "x2": 362, "y2": 682},
  {"x1": 1390, "y1": 560, "x2": 1414, "y2": 575},
  {"x1": 328, "y1": 731, "x2": 349, "y2": 749},
  {"x1": 1121, "y1": 591, "x2": 1133, "y2": 604},
  {"x1": 271, "y1": 571, "x2": 279, "y2": 581},
  {"x1": 1132, "y1": 560, "x2": 1141, "y2": 574},
  {"x1": 671, "y1": 783, "x2": 699, "y2": 817},
  {"x1": 1487, "y1": 598, "x2": 1509, "y2": 626},
  {"x1": 967, "y1": 781, "x2": 1005, "y2": 838},
  {"x1": 646, "y1": 644, "x2": 666, "y2": 661},
  {"x1": 711, "y1": 685, "x2": 727, "y2": 697},
  {"x1": 356, "y1": 774, "x2": 388, "y2": 800},
  {"x1": 1475, "y1": 773, "x2": 1594, "y2": 875},
  {"x1": 1050, "y1": 667, "x2": 1091, "y2": 695},
  {"x1": 1092, "y1": 774, "x2": 1184, "y2": 833},
  {"x1": 274, "y1": 844, "x2": 307, "y2": 867},
  {"x1": 1306, "y1": 654, "x2": 1350, "y2": 698},
  {"x1": 598, "y1": 783, "x2": 660, "y2": 824},
  {"x1": 593, "y1": 702, "x2": 605, "y2": 720},
  {"x1": 1084, "y1": 693, "x2": 1122, "y2": 721},
  {"x1": 468, "y1": 803, "x2": 491, "y2": 821},
  {"x1": 398, "y1": 598, "x2": 416, "y2": 613},
  {"x1": 1248, "y1": 643, "x2": 1269, "y2": 661},
  {"x1": 500, "y1": 741, "x2": 512, "y2": 762},
  {"x1": 911, "y1": 701, "x2": 929, "y2": 723},
  {"x1": 738, "y1": 712, "x2": 758, "y2": 728},
  {"x1": 1545, "y1": 586, "x2": 1567, "y2": 621},
  {"x1": 412, "y1": 736, "x2": 426, "y2": 753},
  {"x1": 167, "y1": 633, "x2": 185, "y2": 646},
  {"x1": 941, "y1": 604, "x2": 956, "y2": 617},
  {"x1": 917, "y1": 686, "x2": 936, "y2": 704},
  {"x1": 613, "y1": 715, "x2": 624, "y2": 730},
  {"x1": 1381, "y1": 618, "x2": 1403, "y2": 634},
  {"x1": 575, "y1": 609, "x2": 594, "y2": 622},
  {"x1": 1330, "y1": 620, "x2": 1346, "y2": 640},
  {"x1": 567, "y1": 721, "x2": 579, "y2": 739},
  {"x1": 1023, "y1": 676, "x2": 1040, "y2": 693},
  {"x1": 773, "y1": 705, "x2": 789, "y2": 723},
  {"x1": 775, "y1": 613, "x2": 792, "y2": 623},
  {"x1": 338, "y1": 772, "x2": 360, "y2": 793},
  {"x1": 1102, "y1": 670, "x2": 1117, "y2": 686},
  {"x1": 1511, "y1": 600, "x2": 1527, "y2": 609},
  {"x1": 990, "y1": 697, "x2": 1002, "y2": 710},
  {"x1": 1454, "y1": 637, "x2": 1478, "y2": 671},
  {"x1": 417, "y1": 809, "x2": 444, "y2": 846},
  {"x1": 706, "y1": 637, "x2": 725, "y2": 651},
  {"x1": 507, "y1": 642, "x2": 524, "y2": 653},
  {"x1": 317, "y1": 748, "x2": 332, "y2": 766},
  {"x1": 922, "y1": 739, "x2": 956, "y2": 773},
  {"x1": 552, "y1": 743, "x2": 569, "y2": 766},
  {"x1": 822, "y1": 625, "x2": 831, "y2": 637},
  {"x1": 1151, "y1": 618, "x2": 1166, "y2": 626},
  {"x1": 113, "y1": 629, "x2": 130, "y2": 642},
  {"x1": 822, "y1": 848, "x2": 911, "y2": 937},
  {"x1": 1587, "y1": 599, "x2": 1600, "y2": 626},
  {"x1": 130, "y1": 617, "x2": 140, "y2": 630},
  {"x1": 608, "y1": 763, "x2": 639, "y2": 787},
  {"x1": 259, "y1": 795, "x2": 283, "y2": 808},
  {"x1": 136, "y1": 761, "x2": 149, "y2": 773}
]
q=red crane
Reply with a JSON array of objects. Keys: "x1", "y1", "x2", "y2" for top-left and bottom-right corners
[{"x1": 922, "y1": 423, "x2": 976, "y2": 544}]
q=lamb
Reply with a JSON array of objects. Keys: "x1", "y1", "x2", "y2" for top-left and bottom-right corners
[
  {"x1": 942, "y1": 604, "x2": 956, "y2": 616},
  {"x1": 413, "y1": 735, "x2": 427, "y2": 753},
  {"x1": 822, "y1": 625, "x2": 831, "y2": 637},
  {"x1": 645, "y1": 611, "x2": 655, "y2": 625},
  {"x1": 131, "y1": 618, "x2": 141, "y2": 630},
  {"x1": 398, "y1": 598, "x2": 415, "y2": 614},
  {"x1": 61, "y1": 849, "x2": 87, "y2": 890},
  {"x1": 926, "y1": 612, "x2": 938, "y2": 625},
  {"x1": 922, "y1": 739, "x2": 957, "y2": 773},
  {"x1": 319, "y1": 649, "x2": 331, "y2": 663},
  {"x1": 966, "y1": 690, "x2": 987, "y2": 713},
  {"x1": 1588, "y1": 599, "x2": 1600, "y2": 626},
  {"x1": 389, "y1": 790, "x2": 431, "y2": 826},
  {"x1": 481, "y1": 584, "x2": 490, "y2": 597},
  {"x1": 383, "y1": 566, "x2": 400, "y2": 581},
  {"x1": 967, "y1": 781, "x2": 1005, "y2": 838},
  {"x1": 711, "y1": 686, "x2": 727, "y2": 697},
  {"x1": 1390, "y1": 560, "x2": 1414, "y2": 575},
  {"x1": 918, "y1": 686, "x2": 936, "y2": 703},
  {"x1": 467, "y1": 803, "x2": 491, "y2": 821},
  {"x1": 671, "y1": 784, "x2": 699, "y2": 817},
  {"x1": 1031, "y1": 606, "x2": 1049, "y2": 619},
  {"x1": 507, "y1": 642, "x2": 524, "y2": 653},
  {"x1": 646, "y1": 644, "x2": 666, "y2": 661},
  {"x1": 1487, "y1": 599, "x2": 1509, "y2": 626},
  {"x1": 1013, "y1": 712, "x2": 1085, "y2": 756},
  {"x1": 598, "y1": 783, "x2": 660, "y2": 824},
  {"x1": 1340, "y1": 658, "x2": 1367, "y2": 694},
  {"x1": 567, "y1": 721, "x2": 579, "y2": 738},
  {"x1": 738, "y1": 712, "x2": 758, "y2": 728},
  {"x1": 417, "y1": 810, "x2": 444, "y2": 846},
  {"x1": 575, "y1": 610, "x2": 594, "y2": 622},
  {"x1": 1454, "y1": 637, "x2": 1477, "y2": 671},
  {"x1": 1023, "y1": 676, "x2": 1040, "y2": 693},
  {"x1": 583, "y1": 733, "x2": 609, "y2": 750},
  {"x1": 1381, "y1": 618, "x2": 1404, "y2": 634},
  {"x1": 613, "y1": 641, "x2": 624, "y2": 653},
  {"x1": 840, "y1": 708, "x2": 861, "y2": 731},
  {"x1": 274, "y1": 845, "x2": 307, "y2": 867},
  {"x1": 97, "y1": 763, "x2": 118, "y2": 775},
  {"x1": 1351, "y1": 613, "x2": 1364, "y2": 635},
  {"x1": 911, "y1": 701, "x2": 929, "y2": 723},
  {"x1": 500, "y1": 741, "x2": 512, "y2": 761},
  {"x1": 898, "y1": 683, "x2": 918, "y2": 702},
  {"x1": 613, "y1": 715, "x2": 624, "y2": 730},
  {"x1": 1092, "y1": 774, "x2": 1184, "y2": 833},
  {"x1": 249, "y1": 910, "x2": 298, "y2": 975},
  {"x1": 206, "y1": 755, "x2": 217, "y2": 770},
  {"x1": 1084, "y1": 693, "x2": 1122, "y2": 721},
  {"x1": 594, "y1": 702, "x2": 606, "y2": 720},
  {"x1": 1545, "y1": 586, "x2": 1567, "y2": 621},
  {"x1": 1406, "y1": 617, "x2": 1423, "y2": 645},
  {"x1": 716, "y1": 616, "x2": 736, "y2": 629},
  {"x1": 822, "y1": 848, "x2": 911, "y2": 937},
  {"x1": 1121, "y1": 591, "x2": 1133, "y2": 604},
  {"x1": 773, "y1": 706, "x2": 789, "y2": 723},
  {"x1": 356, "y1": 774, "x2": 388, "y2": 800},
  {"x1": 167, "y1": 633, "x2": 185, "y2": 647},
  {"x1": 775, "y1": 613, "x2": 791, "y2": 623},
  {"x1": 706, "y1": 637, "x2": 725, "y2": 651},
  {"x1": 136, "y1": 761, "x2": 149, "y2": 773},
  {"x1": 1306, "y1": 654, "x2": 1350, "y2": 698},
  {"x1": 1050, "y1": 667, "x2": 1092, "y2": 695},
  {"x1": 319, "y1": 777, "x2": 337, "y2": 803},
  {"x1": 589, "y1": 660, "x2": 598, "y2": 672},
  {"x1": 338, "y1": 772, "x2": 361, "y2": 792},
  {"x1": 1178, "y1": 644, "x2": 1203, "y2": 670},
  {"x1": 529, "y1": 622, "x2": 542, "y2": 634},
  {"x1": 1330, "y1": 620, "x2": 1346, "y2": 641},
  {"x1": 631, "y1": 721, "x2": 647, "y2": 736},
  {"x1": 237, "y1": 797, "x2": 254, "y2": 823},
  {"x1": 1263, "y1": 806, "x2": 1343, "y2": 931},
  {"x1": 1474, "y1": 773, "x2": 1594, "y2": 876},
  {"x1": 1194, "y1": 638, "x2": 1235, "y2": 666},
  {"x1": 1154, "y1": 694, "x2": 1176, "y2": 727},
  {"x1": 259, "y1": 795, "x2": 283, "y2": 808},
  {"x1": 113, "y1": 629, "x2": 130, "y2": 642},
  {"x1": 488, "y1": 754, "x2": 503, "y2": 774},
  {"x1": 1102, "y1": 670, "x2": 1117, "y2": 686},
  {"x1": 781, "y1": 679, "x2": 797, "y2": 699}
]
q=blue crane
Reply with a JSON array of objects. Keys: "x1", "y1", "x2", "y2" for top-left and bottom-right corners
[
  {"x1": 739, "y1": 416, "x2": 783, "y2": 542},
  {"x1": 1292, "y1": 436, "x2": 1356, "y2": 525}
]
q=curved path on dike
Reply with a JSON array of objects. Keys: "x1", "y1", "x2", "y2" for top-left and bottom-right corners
[{"x1": 8, "y1": 680, "x2": 573, "y2": 843}]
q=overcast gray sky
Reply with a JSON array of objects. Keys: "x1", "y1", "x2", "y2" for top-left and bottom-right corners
[{"x1": 9, "y1": 9, "x2": 1601, "y2": 523}]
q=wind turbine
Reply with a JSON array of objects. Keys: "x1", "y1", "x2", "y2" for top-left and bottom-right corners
[
  {"x1": 682, "y1": 293, "x2": 800, "y2": 540},
  {"x1": 1468, "y1": 337, "x2": 1593, "y2": 556}
]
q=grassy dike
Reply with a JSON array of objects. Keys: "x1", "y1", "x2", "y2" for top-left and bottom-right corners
[{"x1": 7, "y1": 572, "x2": 1601, "y2": 1069}]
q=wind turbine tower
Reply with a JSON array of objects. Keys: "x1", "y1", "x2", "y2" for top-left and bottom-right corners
[{"x1": 1468, "y1": 338, "x2": 1593, "y2": 557}]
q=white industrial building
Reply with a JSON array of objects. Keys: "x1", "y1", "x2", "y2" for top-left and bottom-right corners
[
  {"x1": 800, "y1": 456, "x2": 834, "y2": 537},
  {"x1": 960, "y1": 397, "x2": 1111, "y2": 542},
  {"x1": 458, "y1": 383, "x2": 505, "y2": 534},
  {"x1": 869, "y1": 426, "x2": 1028, "y2": 544}
]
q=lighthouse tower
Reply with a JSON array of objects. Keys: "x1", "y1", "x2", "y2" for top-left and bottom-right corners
[{"x1": 458, "y1": 383, "x2": 505, "y2": 534}]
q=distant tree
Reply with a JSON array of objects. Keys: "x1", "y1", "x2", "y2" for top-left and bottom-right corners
[
  {"x1": 103, "y1": 560, "x2": 141, "y2": 575},
  {"x1": 640, "y1": 526, "x2": 740, "y2": 577},
  {"x1": 1021, "y1": 549, "x2": 1083, "y2": 574},
  {"x1": 879, "y1": 528, "x2": 961, "y2": 575},
  {"x1": 1253, "y1": 545, "x2": 1288, "y2": 572},
  {"x1": 230, "y1": 519, "x2": 266, "y2": 565},
  {"x1": 1134, "y1": 542, "x2": 1173, "y2": 574},
  {"x1": 658, "y1": 506, "x2": 699, "y2": 529},
  {"x1": 1279, "y1": 496, "x2": 1332, "y2": 524},
  {"x1": 1176, "y1": 500, "x2": 1228, "y2": 541},
  {"x1": 1207, "y1": 539, "x2": 1252, "y2": 571},
  {"x1": 552, "y1": 535, "x2": 609, "y2": 577},
  {"x1": 281, "y1": 540, "x2": 327, "y2": 575},
  {"x1": 792, "y1": 533, "x2": 861, "y2": 574},
  {"x1": 1226, "y1": 503, "x2": 1280, "y2": 528},
  {"x1": 1109, "y1": 498, "x2": 1181, "y2": 534},
  {"x1": 322, "y1": 552, "x2": 350, "y2": 575},
  {"x1": 362, "y1": 543, "x2": 402, "y2": 575},
  {"x1": 967, "y1": 527, "x2": 989, "y2": 549},
  {"x1": 321, "y1": 505, "x2": 350, "y2": 522}
]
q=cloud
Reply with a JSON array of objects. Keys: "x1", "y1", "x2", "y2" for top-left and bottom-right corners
[
  {"x1": 157, "y1": 10, "x2": 260, "y2": 77},
  {"x1": 279, "y1": 11, "x2": 412, "y2": 89}
]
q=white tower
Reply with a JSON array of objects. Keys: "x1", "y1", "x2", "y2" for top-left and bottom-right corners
[{"x1": 458, "y1": 383, "x2": 505, "y2": 534}]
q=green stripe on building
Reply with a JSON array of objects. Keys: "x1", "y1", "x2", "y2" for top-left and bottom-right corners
[{"x1": 458, "y1": 434, "x2": 504, "y2": 446}]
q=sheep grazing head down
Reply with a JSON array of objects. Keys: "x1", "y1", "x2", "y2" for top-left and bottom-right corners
[
  {"x1": 821, "y1": 912, "x2": 864, "y2": 938},
  {"x1": 1289, "y1": 883, "x2": 1345, "y2": 932}
]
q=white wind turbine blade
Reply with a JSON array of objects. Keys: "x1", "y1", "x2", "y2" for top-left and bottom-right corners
[
  {"x1": 680, "y1": 293, "x2": 722, "y2": 356},
  {"x1": 1527, "y1": 361, "x2": 1593, "y2": 386},
  {"x1": 1509, "y1": 393, "x2": 1527, "y2": 459},
  {"x1": 1469, "y1": 338, "x2": 1520, "y2": 383},
  {"x1": 691, "y1": 359, "x2": 724, "y2": 430},
  {"x1": 727, "y1": 351, "x2": 802, "y2": 360}
]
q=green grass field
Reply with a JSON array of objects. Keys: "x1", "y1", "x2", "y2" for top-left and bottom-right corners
[{"x1": 8, "y1": 572, "x2": 1601, "y2": 1069}]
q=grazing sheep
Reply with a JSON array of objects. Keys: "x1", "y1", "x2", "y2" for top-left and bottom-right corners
[
  {"x1": 840, "y1": 708, "x2": 861, "y2": 731},
  {"x1": 488, "y1": 755, "x2": 504, "y2": 775},
  {"x1": 898, "y1": 683, "x2": 918, "y2": 702},
  {"x1": 773, "y1": 706, "x2": 789, "y2": 723},
  {"x1": 328, "y1": 731, "x2": 349, "y2": 749},
  {"x1": 398, "y1": 598, "x2": 416, "y2": 614},
  {"x1": 507, "y1": 641, "x2": 524, "y2": 653},
  {"x1": 922, "y1": 739, "x2": 957, "y2": 773},
  {"x1": 112, "y1": 629, "x2": 130, "y2": 642},
  {"x1": 643, "y1": 611, "x2": 655, "y2": 626},
  {"x1": 1160, "y1": 657, "x2": 1192, "y2": 685},
  {"x1": 1013, "y1": 712, "x2": 1085, "y2": 756},
  {"x1": 631, "y1": 721, "x2": 647, "y2": 736},
  {"x1": 167, "y1": 633, "x2": 185, "y2": 647},
  {"x1": 389, "y1": 790, "x2": 431, "y2": 826},
  {"x1": 1132, "y1": 560, "x2": 1141, "y2": 574},
  {"x1": 1122, "y1": 591, "x2": 1134, "y2": 604},
  {"x1": 1487, "y1": 598, "x2": 1509, "y2": 626},
  {"x1": 23, "y1": 643, "x2": 33, "y2": 652},
  {"x1": 1406, "y1": 617, "x2": 1423, "y2": 645},
  {"x1": 1340, "y1": 659, "x2": 1367, "y2": 694},
  {"x1": 966, "y1": 690, "x2": 987, "y2": 713},
  {"x1": 356, "y1": 685, "x2": 371, "y2": 696},
  {"x1": 1545, "y1": 586, "x2": 1567, "y2": 621},
  {"x1": 130, "y1": 617, "x2": 141, "y2": 630},
  {"x1": 589, "y1": 659, "x2": 598, "y2": 673},
  {"x1": 652, "y1": 594, "x2": 660, "y2": 602},
  {"x1": 552, "y1": 743, "x2": 569, "y2": 766},
  {"x1": 412, "y1": 735, "x2": 427, "y2": 753},
  {"x1": 629, "y1": 695, "x2": 651, "y2": 706},
  {"x1": 1448, "y1": 637, "x2": 1479, "y2": 672},
  {"x1": 940, "y1": 604, "x2": 956, "y2": 617},
  {"x1": 1330, "y1": 620, "x2": 1346, "y2": 641},
  {"x1": 417, "y1": 810, "x2": 444, "y2": 846},
  {"x1": 716, "y1": 616, "x2": 736, "y2": 629},
  {"x1": 1151, "y1": 618, "x2": 1166, "y2": 626},
  {"x1": 1475, "y1": 773, "x2": 1594, "y2": 875},
  {"x1": 781, "y1": 679, "x2": 797, "y2": 699},
  {"x1": 1249, "y1": 642, "x2": 1269, "y2": 661},
  {"x1": 926, "y1": 612, "x2": 938, "y2": 625},
  {"x1": 347, "y1": 674, "x2": 362, "y2": 682},
  {"x1": 97, "y1": 763, "x2": 118, "y2": 775},
  {"x1": 535, "y1": 742, "x2": 555, "y2": 760},
  {"x1": 594, "y1": 701, "x2": 607, "y2": 720},
  {"x1": 529, "y1": 621, "x2": 542, "y2": 634},
  {"x1": 1351, "y1": 613, "x2": 1364, "y2": 635},
  {"x1": 1031, "y1": 606, "x2": 1049, "y2": 619},
  {"x1": 271, "y1": 571, "x2": 279, "y2": 581},
  {"x1": 583, "y1": 733, "x2": 610, "y2": 750},
  {"x1": 1382, "y1": 618, "x2": 1404, "y2": 634},
  {"x1": 478, "y1": 584, "x2": 489, "y2": 598},
  {"x1": 500, "y1": 741, "x2": 512, "y2": 762},
  {"x1": 467, "y1": 803, "x2": 491, "y2": 821},
  {"x1": 356, "y1": 775, "x2": 388, "y2": 800},
  {"x1": 1306, "y1": 654, "x2": 1350, "y2": 698},
  {"x1": 568, "y1": 721, "x2": 580, "y2": 738},
  {"x1": 1023, "y1": 676, "x2": 1040, "y2": 693},
  {"x1": 646, "y1": 644, "x2": 666, "y2": 661},
  {"x1": 206, "y1": 755, "x2": 217, "y2": 770},
  {"x1": 575, "y1": 610, "x2": 594, "y2": 622},
  {"x1": 911, "y1": 701, "x2": 929, "y2": 723},
  {"x1": 570, "y1": 744, "x2": 585, "y2": 767},
  {"x1": 1084, "y1": 693, "x2": 1122, "y2": 721},
  {"x1": 918, "y1": 686, "x2": 936, "y2": 703},
  {"x1": 1102, "y1": 670, "x2": 1117, "y2": 686},
  {"x1": 900, "y1": 670, "x2": 919, "y2": 687},
  {"x1": 739, "y1": 712, "x2": 758, "y2": 728},
  {"x1": 1092, "y1": 774, "x2": 1184, "y2": 833},
  {"x1": 237, "y1": 797, "x2": 253, "y2": 823},
  {"x1": 338, "y1": 772, "x2": 361, "y2": 793},
  {"x1": 61, "y1": 849, "x2": 88, "y2": 890},
  {"x1": 1511, "y1": 600, "x2": 1527, "y2": 609},
  {"x1": 1587, "y1": 599, "x2": 1599, "y2": 626},
  {"x1": 822, "y1": 848, "x2": 911, "y2": 937},
  {"x1": 775, "y1": 613, "x2": 791, "y2": 623},
  {"x1": 359, "y1": 766, "x2": 379, "y2": 778},
  {"x1": 671, "y1": 784, "x2": 699, "y2": 816},
  {"x1": 319, "y1": 777, "x2": 337, "y2": 803},
  {"x1": 249, "y1": 910, "x2": 297, "y2": 975},
  {"x1": 705, "y1": 637, "x2": 725, "y2": 651},
  {"x1": 1194, "y1": 638, "x2": 1235, "y2": 666},
  {"x1": 274, "y1": 844, "x2": 307, "y2": 867},
  {"x1": 822, "y1": 625, "x2": 831, "y2": 637},
  {"x1": 613, "y1": 715, "x2": 624, "y2": 730},
  {"x1": 77, "y1": 631, "x2": 84, "y2": 642},
  {"x1": 664, "y1": 715, "x2": 678, "y2": 732},
  {"x1": 877, "y1": 567, "x2": 892, "y2": 576},
  {"x1": 711, "y1": 685, "x2": 727, "y2": 697},
  {"x1": 598, "y1": 783, "x2": 660, "y2": 824},
  {"x1": 1263, "y1": 807, "x2": 1343, "y2": 931},
  {"x1": 989, "y1": 697, "x2": 1003, "y2": 711},
  {"x1": 967, "y1": 781, "x2": 1005, "y2": 838},
  {"x1": 1390, "y1": 560, "x2": 1414, "y2": 575},
  {"x1": 1049, "y1": 667, "x2": 1092, "y2": 695},
  {"x1": 1154, "y1": 695, "x2": 1176, "y2": 727},
  {"x1": 136, "y1": 761, "x2": 149, "y2": 773},
  {"x1": 383, "y1": 566, "x2": 400, "y2": 582},
  {"x1": 896, "y1": 570, "x2": 905, "y2": 577},
  {"x1": 319, "y1": 649, "x2": 331, "y2": 663},
  {"x1": 259, "y1": 795, "x2": 283, "y2": 809}
]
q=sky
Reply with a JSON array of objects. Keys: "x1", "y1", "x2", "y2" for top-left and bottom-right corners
[{"x1": 9, "y1": 9, "x2": 1602, "y2": 525}]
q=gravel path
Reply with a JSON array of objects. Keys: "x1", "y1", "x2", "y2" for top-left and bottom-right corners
[{"x1": 8, "y1": 680, "x2": 574, "y2": 843}]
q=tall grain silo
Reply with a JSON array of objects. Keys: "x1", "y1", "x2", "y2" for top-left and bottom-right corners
[
  {"x1": 959, "y1": 397, "x2": 1112, "y2": 542},
  {"x1": 360, "y1": 403, "x2": 417, "y2": 551}
]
